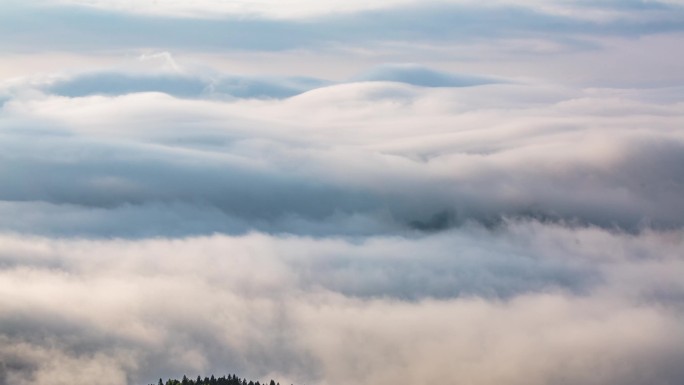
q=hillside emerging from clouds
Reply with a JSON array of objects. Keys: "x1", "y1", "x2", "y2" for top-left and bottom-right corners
[{"x1": 1, "y1": 1, "x2": 684, "y2": 385}]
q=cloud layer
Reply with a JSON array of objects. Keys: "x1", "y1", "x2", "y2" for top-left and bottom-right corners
[
  {"x1": 2, "y1": 63, "x2": 684, "y2": 384},
  {"x1": 1, "y1": 1, "x2": 684, "y2": 385},
  {"x1": 2, "y1": 66, "x2": 683, "y2": 236},
  {"x1": 1, "y1": 223, "x2": 683, "y2": 385}
]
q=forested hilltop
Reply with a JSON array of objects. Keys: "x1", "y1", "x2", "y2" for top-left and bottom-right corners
[{"x1": 151, "y1": 374, "x2": 288, "y2": 385}]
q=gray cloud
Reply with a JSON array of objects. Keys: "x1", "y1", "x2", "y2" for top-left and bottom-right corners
[
  {"x1": 42, "y1": 65, "x2": 492, "y2": 100},
  {"x1": 45, "y1": 72, "x2": 330, "y2": 99},
  {"x1": 353, "y1": 64, "x2": 499, "y2": 87},
  {"x1": 2, "y1": 1, "x2": 684, "y2": 54}
]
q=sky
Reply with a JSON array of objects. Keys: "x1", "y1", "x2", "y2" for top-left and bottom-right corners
[{"x1": 1, "y1": 1, "x2": 684, "y2": 385}]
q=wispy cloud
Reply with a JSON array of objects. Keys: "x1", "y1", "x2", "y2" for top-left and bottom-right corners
[{"x1": 3, "y1": 1, "x2": 684, "y2": 53}]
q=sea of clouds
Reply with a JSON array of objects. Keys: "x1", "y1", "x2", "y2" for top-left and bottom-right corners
[{"x1": 1, "y1": 1, "x2": 683, "y2": 384}]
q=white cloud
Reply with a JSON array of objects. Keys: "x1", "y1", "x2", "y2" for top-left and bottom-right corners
[
  {"x1": 2, "y1": 2, "x2": 683, "y2": 384},
  {"x1": 1, "y1": 68, "x2": 683, "y2": 235},
  {"x1": 0, "y1": 223, "x2": 683, "y2": 384}
]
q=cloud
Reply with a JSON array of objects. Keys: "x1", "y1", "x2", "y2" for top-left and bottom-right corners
[
  {"x1": 2, "y1": 3, "x2": 683, "y2": 385},
  {"x1": 44, "y1": 72, "x2": 330, "y2": 99},
  {"x1": 3, "y1": 2, "x2": 684, "y2": 88},
  {"x1": 353, "y1": 64, "x2": 499, "y2": 87},
  {"x1": 31, "y1": 63, "x2": 501, "y2": 101},
  {"x1": 40, "y1": 65, "x2": 489, "y2": 99},
  {"x1": 41, "y1": 0, "x2": 684, "y2": 23},
  {"x1": 2, "y1": 1, "x2": 683, "y2": 55},
  {"x1": 0, "y1": 223, "x2": 683, "y2": 385},
  {"x1": 1, "y1": 74, "x2": 682, "y2": 236}
]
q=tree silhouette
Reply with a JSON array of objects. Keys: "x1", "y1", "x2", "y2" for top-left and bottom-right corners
[{"x1": 149, "y1": 372, "x2": 291, "y2": 385}]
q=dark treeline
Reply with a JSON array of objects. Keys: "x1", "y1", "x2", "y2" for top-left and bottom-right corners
[{"x1": 151, "y1": 374, "x2": 289, "y2": 385}]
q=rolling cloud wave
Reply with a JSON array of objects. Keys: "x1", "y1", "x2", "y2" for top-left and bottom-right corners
[{"x1": 1, "y1": 1, "x2": 683, "y2": 384}]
